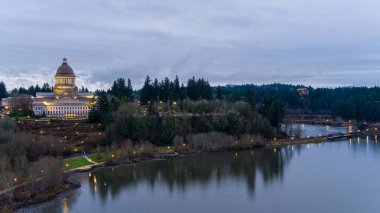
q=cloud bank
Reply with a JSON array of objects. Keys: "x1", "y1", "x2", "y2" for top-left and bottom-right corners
[{"x1": 1, "y1": 0, "x2": 380, "y2": 90}]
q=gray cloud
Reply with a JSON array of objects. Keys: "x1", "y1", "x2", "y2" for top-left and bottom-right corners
[{"x1": 1, "y1": 0, "x2": 380, "y2": 90}]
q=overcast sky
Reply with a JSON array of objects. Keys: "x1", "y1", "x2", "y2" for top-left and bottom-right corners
[{"x1": 1, "y1": 0, "x2": 380, "y2": 91}]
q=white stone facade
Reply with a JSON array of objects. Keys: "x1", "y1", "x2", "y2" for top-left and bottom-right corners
[
  {"x1": 31, "y1": 58, "x2": 96, "y2": 120},
  {"x1": 32, "y1": 93, "x2": 94, "y2": 119}
]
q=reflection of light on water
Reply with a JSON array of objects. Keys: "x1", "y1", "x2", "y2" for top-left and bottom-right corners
[
  {"x1": 375, "y1": 135, "x2": 378, "y2": 144},
  {"x1": 357, "y1": 137, "x2": 360, "y2": 144},
  {"x1": 301, "y1": 124, "x2": 305, "y2": 129},
  {"x1": 366, "y1": 136, "x2": 369, "y2": 144},
  {"x1": 94, "y1": 175, "x2": 97, "y2": 193},
  {"x1": 63, "y1": 197, "x2": 69, "y2": 213},
  {"x1": 349, "y1": 138, "x2": 352, "y2": 146},
  {"x1": 326, "y1": 125, "x2": 330, "y2": 131}
]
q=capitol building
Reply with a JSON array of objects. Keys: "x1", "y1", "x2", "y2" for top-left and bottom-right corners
[{"x1": 32, "y1": 58, "x2": 95, "y2": 119}]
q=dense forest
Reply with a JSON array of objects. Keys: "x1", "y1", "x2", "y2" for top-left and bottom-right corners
[
  {"x1": 2, "y1": 79, "x2": 380, "y2": 122},
  {"x1": 89, "y1": 76, "x2": 283, "y2": 146},
  {"x1": 218, "y1": 84, "x2": 380, "y2": 121}
]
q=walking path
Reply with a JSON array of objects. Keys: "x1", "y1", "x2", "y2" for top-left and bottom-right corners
[{"x1": 84, "y1": 155, "x2": 97, "y2": 164}]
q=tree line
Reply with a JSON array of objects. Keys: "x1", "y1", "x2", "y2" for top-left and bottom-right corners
[
  {"x1": 138, "y1": 76, "x2": 212, "y2": 104},
  {"x1": 0, "y1": 82, "x2": 89, "y2": 97},
  {"x1": 4, "y1": 78, "x2": 380, "y2": 122},
  {"x1": 217, "y1": 84, "x2": 380, "y2": 122},
  {"x1": 10, "y1": 83, "x2": 53, "y2": 96},
  {"x1": 88, "y1": 76, "x2": 284, "y2": 147}
]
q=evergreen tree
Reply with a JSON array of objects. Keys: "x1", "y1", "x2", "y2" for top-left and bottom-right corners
[
  {"x1": 126, "y1": 78, "x2": 133, "y2": 101},
  {"x1": 35, "y1": 84, "x2": 41, "y2": 95},
  {"x1": 140, "y1": 75, "x2": 153, "y2": 105},
  {"x1": 0, "y1": 82, "x2": 6, "y2": 99},
  {"x1": 42, "y1": 83, "x2": 51, "y2": 92},
  {"x1": 245, "y1": 87, "x2": 256, "y2": 109},
  {"x1": 110, "y1": 78, "x2": 127, "y2": 98},
  {"x1": 229, "y1": 92, "x2": 241, "y2": 102},
  {"x1": 152, "y1": 78, "x2": 160, "y2": 102},
  {"x1": 259, "y1": 94, "x2": 283, "y2": 128},
  {"x1": 198, "y1": 78, "x2": 212, "y2": 100},
  {"x1": 27, "y1": 85, "x2": 35, "y2": 96},
  {"x1": 187, "y1": 77, "x2": 198, "y2": 100},
  {"x1": 160, "y1": 77, "x2": 171, "y2": 102},
  {"x1": 179, "y1": 84, "x2": 186, "y2": 100},
  {"x1": 187, "y1": 77, "x2": 212, "y2": 100},
  {"x1": 172, "y1": 75, "x2": 180, "y2": 101},
  {"x1": 216, "y1": 86, "x2": 223, "y2": 100},
  {"x1": 89, "y1": 91, "x2": 110, "y2": 125}
]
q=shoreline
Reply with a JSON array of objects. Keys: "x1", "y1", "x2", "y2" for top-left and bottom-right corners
[
  {"x1": 1, "y1": 183, "x2": 80, "y2": 213},
  {"x1": 66, "y1": 134, "x2": 348, "y2": 173},
  {"x1": 4, "y1": 133, "x2": 367, "y2": 212}
]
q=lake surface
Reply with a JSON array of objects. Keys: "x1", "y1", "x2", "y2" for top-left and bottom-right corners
[
  {"x1": 282, "y1": 123, "x2": 349, "y2": 138},
  {"x1": 18, "y1": 126, "x2": 380, "y2": 213}
]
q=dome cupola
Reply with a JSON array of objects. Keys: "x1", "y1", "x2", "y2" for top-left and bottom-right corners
[
  {"x1": 55, "y1": 58, "x2": 75, "y2": 77},
  {"x1": 53, "y1": 58, "x2": 78, "y2": 95}
]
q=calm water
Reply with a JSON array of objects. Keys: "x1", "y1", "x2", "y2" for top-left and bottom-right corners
[
  {"x1": 18, "y1": 127, "x2": 380, "y2": 213},
  {"x1": 282, "y1": 123, "x2": 349, "y2": 138}
]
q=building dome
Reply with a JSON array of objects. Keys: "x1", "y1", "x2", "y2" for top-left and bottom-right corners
[{"x1": 55, "y1": 58, "x2": 75, "y2": 77}]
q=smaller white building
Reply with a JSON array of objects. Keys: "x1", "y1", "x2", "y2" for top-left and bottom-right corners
[{"x1": 1, "y1": 97, "x2": 12, "y2": 110}]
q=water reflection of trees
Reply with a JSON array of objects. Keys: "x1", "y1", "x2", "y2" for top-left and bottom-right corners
[{"x1": 88, "y1": 148, "x2": 297, "y2": 201}]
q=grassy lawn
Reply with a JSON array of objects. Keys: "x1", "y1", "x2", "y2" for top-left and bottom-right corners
[
  {"x1": 87, "y1": 153, "x2": 108, "y2": 163},
  {"x1": 64, "y1": 146, "x2": 176, "y2": 169},
  {"x1": 63, "y1": 156, "x2": 94, "y2": 170},
  {"x1": 156, "y1": 146, "x2": 175, "y2": 153},
  {"x1": 10, "y1": 116, "x2": 28, "y2": 121}
]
